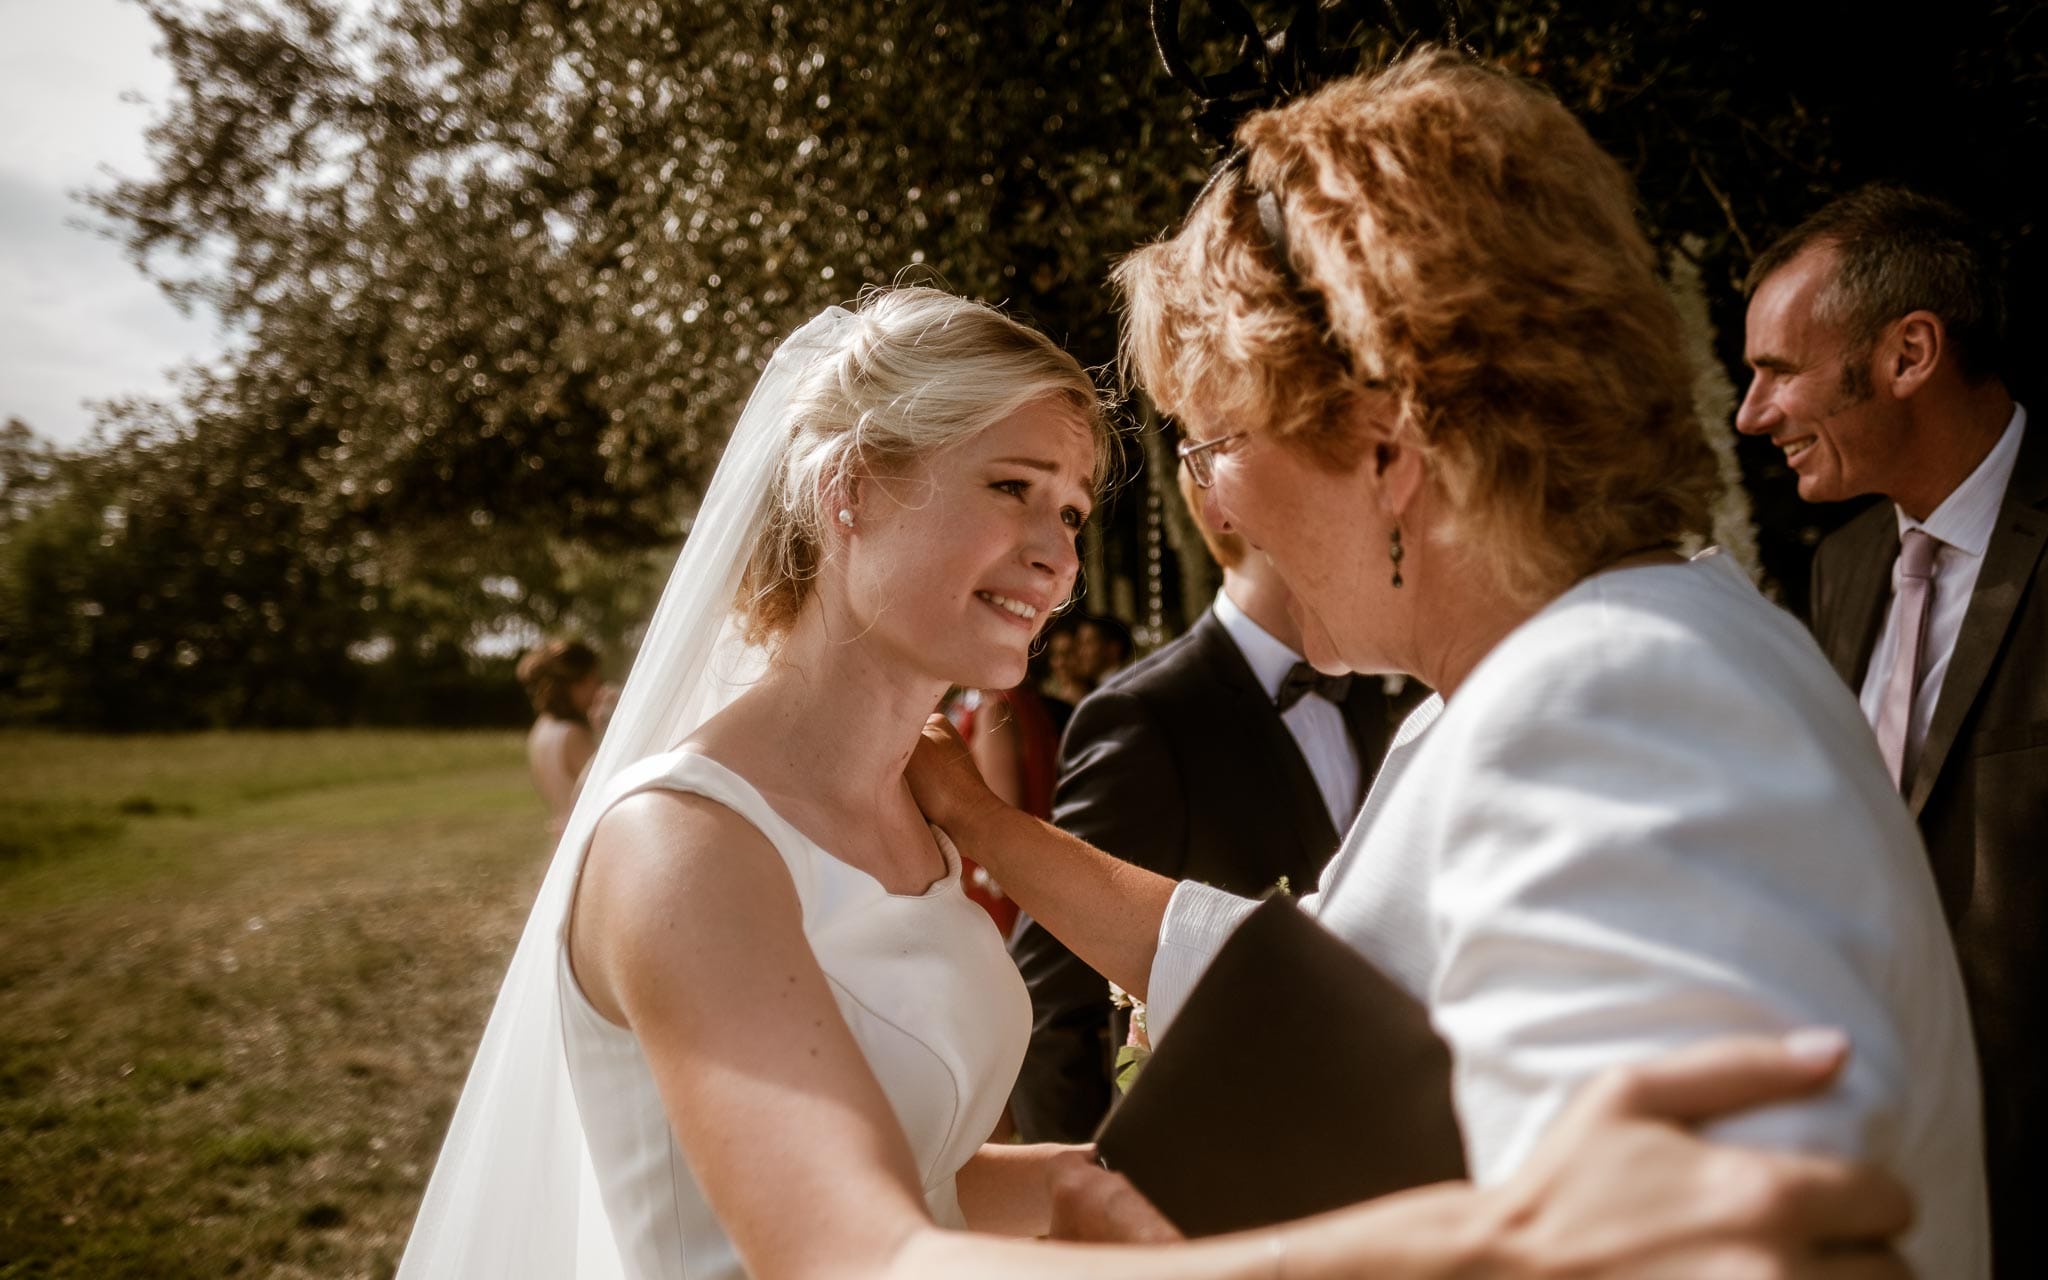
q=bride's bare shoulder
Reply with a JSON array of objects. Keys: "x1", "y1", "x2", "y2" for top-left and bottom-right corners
[
  {"x1": 573, "y1": 786, "x2": 804, "y2": 1020},
  {"x1": 587, "y1": 786, "x2": 787, "y2": 894}
]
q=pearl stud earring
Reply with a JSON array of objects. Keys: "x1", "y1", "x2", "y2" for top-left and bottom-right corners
[{"x1": 837, "y1": 509, "x2": 854, "y2": 528}]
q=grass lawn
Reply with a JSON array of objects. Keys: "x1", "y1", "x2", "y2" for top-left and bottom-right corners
[{"x1": 0, "y1": 730, "x2": 548, "y2": 1278}]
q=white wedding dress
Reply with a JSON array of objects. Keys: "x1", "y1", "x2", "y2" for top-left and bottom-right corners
[
  {"x1": 400, "y1": 307, "x2": 1030, "y2": 1278},
  {"x1": 559, "y1": 749, "x2": 1031, "y2": 1279}
]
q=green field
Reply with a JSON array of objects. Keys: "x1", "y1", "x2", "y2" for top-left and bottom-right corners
[{"x1": 0, "y1": 730, "x2": 548, "y2": 1278}]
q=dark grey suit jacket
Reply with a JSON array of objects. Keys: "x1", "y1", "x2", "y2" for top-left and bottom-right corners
[
  {"x1": 1810, "y1": 420, "x2": 2048, "y2": 1278},
  {"x1": 1005, "y1": 609, "x2": 1421, "y2": 1142}
]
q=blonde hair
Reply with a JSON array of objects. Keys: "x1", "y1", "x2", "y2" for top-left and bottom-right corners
[
  {"x1": 739, "y1": 286, "x2": 1108, "y2": 642},
  {"x1": 1115, "y1": 49, "x2": 1718, "y2": 602}
]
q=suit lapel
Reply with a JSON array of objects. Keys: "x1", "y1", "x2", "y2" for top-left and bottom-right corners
[
  {"x1": 1188, "y1": 613, "x2": 1340, "y2": 867},
  {"x1": 1909, "y1": 424, "x2": 2048, "y2": 815},
  {"x1": 1822, "y1": 510, "x2": 1898, "y2": 689}
]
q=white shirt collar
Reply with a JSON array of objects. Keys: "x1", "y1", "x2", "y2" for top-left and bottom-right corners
[
  {"x1": 1898, "y1": 403, "x2": 2027, "y2": 558},
  {"x1": 1211, "y1": 586, "x2": 1302, "y2": 700}
]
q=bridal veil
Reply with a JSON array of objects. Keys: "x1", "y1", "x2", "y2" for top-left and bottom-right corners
[{"x1": 397, "y1": 306, "x2": 861, "y2": 1277}]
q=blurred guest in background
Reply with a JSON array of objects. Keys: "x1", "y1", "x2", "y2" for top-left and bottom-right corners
[
  {"x1": 1071, "y1": 614, "x2": 1131, "y2": 689},
  {"x1": 515, "y1": 638, "x2": 615, "y2": 833},
  {"x1": 1005, "y1": 462, "x2": 1423, "y2": 1141},
  {"x1": 1040, "y1": 620, "x2": 1090, "y2": 711}
]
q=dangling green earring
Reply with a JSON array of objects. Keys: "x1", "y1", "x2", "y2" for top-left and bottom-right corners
[{"x1": 1389, "y1": 525, "x2": 1405, "y2": 589}]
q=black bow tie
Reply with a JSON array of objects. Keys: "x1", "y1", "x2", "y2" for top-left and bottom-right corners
[{"x1": 1276, "y1": 661, "x2": 1354, "y2": 712}]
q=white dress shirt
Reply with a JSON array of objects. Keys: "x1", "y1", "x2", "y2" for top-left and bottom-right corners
[
  {"x1": 1150, "y1": 551, "x2": 1987, "y2": 1279},
  {"x1": 1211, "y1": 587, "x2": 1363, "y2": 831},
  {"x1": 1857, "y1": 405, "x2": 2028, "y2": 785}
]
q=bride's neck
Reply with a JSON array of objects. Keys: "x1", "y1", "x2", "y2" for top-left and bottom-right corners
[{"x1": 719, "y1": 605, "x2": 947, "y2": 812}]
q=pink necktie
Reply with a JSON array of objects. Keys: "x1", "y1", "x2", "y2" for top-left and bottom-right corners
[{"x1": 1874, "y1": 529, "x2": 1940, "y2": 791}]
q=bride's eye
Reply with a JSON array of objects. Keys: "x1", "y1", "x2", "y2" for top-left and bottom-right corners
[
  {"x1": 1062, "y1": 506, "x2": 1088, "y2": 531},
  {"x1": 991, "y1": 479, "x2": 1029, "y2": 499}
]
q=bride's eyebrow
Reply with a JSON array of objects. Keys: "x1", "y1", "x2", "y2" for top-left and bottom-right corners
[
  {"x1": 987, "y1": 454, "x2": 1092, "y2": 513},
  {"x1": 988, "y1": 456, "x2": 1060, "y2": 473}
]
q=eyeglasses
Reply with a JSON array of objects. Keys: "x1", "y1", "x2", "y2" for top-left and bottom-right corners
[{"x1": 1176, "y1": 431, "x2": 1247, "y2": 489}]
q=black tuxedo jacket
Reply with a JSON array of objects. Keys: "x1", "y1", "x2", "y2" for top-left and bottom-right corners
[
  {"x1": 1809, "y1": 420, "x2": 2048, "y2": 1277},
  {"x1": 1005, "y1": 609, "x2": 1422, "y2": 1142}
]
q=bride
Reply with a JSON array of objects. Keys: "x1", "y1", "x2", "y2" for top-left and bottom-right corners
[{"x1": 399, "y1": 286, "x2": 1911, "y2": 1279}]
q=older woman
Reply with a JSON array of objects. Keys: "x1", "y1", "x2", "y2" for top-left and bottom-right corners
[{"x1": 910, "y1": 50, "x2": 1985, "y2": 1276}]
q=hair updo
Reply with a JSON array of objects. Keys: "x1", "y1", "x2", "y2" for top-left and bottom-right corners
[{"x1": 737, "y1": 286, "x2": 1108, "y2": 644}]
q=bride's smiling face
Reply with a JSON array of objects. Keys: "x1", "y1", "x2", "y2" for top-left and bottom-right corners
[{"x1": 839, "y1": 396, "x2": 1095, "y2": 690}]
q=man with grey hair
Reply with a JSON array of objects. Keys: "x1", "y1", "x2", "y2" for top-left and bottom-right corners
[{"x1": 1738, "y1": 183, "x2": 2042, "y2": 1277}]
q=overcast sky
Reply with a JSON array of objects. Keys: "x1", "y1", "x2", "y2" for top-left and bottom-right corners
[{"x1": 0, "y1": 0, "x2": 219, "y2": 446}]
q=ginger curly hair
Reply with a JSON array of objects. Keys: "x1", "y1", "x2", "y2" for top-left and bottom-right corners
[{"x1": 1116, "y1": 49, "x2": 1719, "y2": 603}]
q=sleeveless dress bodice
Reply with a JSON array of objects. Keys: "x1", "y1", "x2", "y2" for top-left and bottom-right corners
[{"x1": 558, "y1": 751, "x2": 1030, "y2": 1279}]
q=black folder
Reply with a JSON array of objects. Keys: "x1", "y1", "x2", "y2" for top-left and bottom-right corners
[{"x1": 1094, "y1": 894, "x2": 1467, "y2": 1236}]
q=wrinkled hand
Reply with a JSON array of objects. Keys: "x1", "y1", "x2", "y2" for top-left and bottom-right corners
[
  {"x1": 907, "y1": 714, "x2": 1002, "y2": 835},
  {"x1": 1044, "y1": 1148, "x2": 1183, "y2": 1244},
  {"x1": 1481, "y1": 1030, "x2": 1913, "y2": 1279}
]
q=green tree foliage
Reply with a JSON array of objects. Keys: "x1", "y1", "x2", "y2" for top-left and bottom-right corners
[
  {"x1": 10, "y1": 0, "x2": 2039, "y2": 726},
  {"x1": 28, "y1": 0, "x2": 1214, "y2": 725},
  {"x1": 95, "y1": 0, "x2": 1202, "y2": 538},
  {"x1": 0, "y1": 405, "x2": 377, "y2": 727}
]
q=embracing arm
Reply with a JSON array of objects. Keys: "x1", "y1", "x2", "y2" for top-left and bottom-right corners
[
  {"x1": 913, "y1": 715, "x2": 1175, "y2": 1000},
  {"x1": 954, "y1": 1142, "x2": 1102, "y2": 1238},
  {"x1": 910, "y1": 1034, "x2": 1912, "y2": 1279},
  {"x1": 574, "y1": 785, "x2": 1911, "y2": 1279}
]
